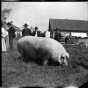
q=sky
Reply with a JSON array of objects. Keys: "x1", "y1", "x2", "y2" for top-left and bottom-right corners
[{"x1": 2, "y1": 2, "x2": 88, "y2": 32}]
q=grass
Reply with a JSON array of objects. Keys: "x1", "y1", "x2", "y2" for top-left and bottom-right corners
[{"x1": 2, "y1": 37, "x2": 88, "y2": 87}]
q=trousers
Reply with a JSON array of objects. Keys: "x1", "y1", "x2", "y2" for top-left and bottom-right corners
[{"x1": 9, "y1": 37, "x2": 13, "y2": 50}]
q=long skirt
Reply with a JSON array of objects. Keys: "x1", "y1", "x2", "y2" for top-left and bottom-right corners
[{"x1": 2, "y1": 38, "x2": 7, "y2": 52}]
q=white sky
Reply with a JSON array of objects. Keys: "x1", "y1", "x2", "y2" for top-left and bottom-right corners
[{"x1": 2, "y1": 2, "x2": 88, "y2": 32}]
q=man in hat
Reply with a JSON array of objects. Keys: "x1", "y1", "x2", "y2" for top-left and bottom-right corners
[
  {"x1": 32, "y1": 26, "x2": 41, "y2": 37},
  {"x1": 22, "y1": 23, "x2": 31, "y2": 37},
  {"x1": 54, "y1": 28, "x2": 62, "y2": 42},
  {"x1": 6, "y1": 22, "x2": 16, "y2": 50}
]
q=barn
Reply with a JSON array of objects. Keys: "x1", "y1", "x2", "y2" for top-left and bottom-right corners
[
  {"x1": 12, "y1": 25, "x2": 22, "y2": 37},
  {"x1": 48, "y1": 19, "x2": 88, "y2": 38}
]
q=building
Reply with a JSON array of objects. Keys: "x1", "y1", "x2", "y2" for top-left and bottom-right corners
[
  {"x1": 30, "y1": 26, "x2": 35, "y2": 33},
  {"x1": 48, "y1": 19, "x2": 88, "y2": 38},
  {"x1": 12, "y1": 25, "x2": 22, "y2": 37}
]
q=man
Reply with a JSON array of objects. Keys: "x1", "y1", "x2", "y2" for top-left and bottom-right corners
[
  {"x1": 22, "y1": 23, "x2": 31, "y2": 37},
  {"x1": 32, "y1": 26, "x2": 41, "y2": 37},
  {"x1": 65, "y1": 35, "x2": 69, "y2": 47},
  {"x1": 7, "y1": 22, "x2": 16, "y2": 50},
  {"x1": 54, "y1": 28, "x2": 61, "y2": 42}
]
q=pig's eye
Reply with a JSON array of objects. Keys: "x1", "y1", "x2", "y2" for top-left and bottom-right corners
[{"x1": 61, "y1": 56, "x2": 64, "y2": 62}]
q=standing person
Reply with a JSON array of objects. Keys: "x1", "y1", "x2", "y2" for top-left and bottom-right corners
[
  {"x1": 7, "y1": 22, "x2": 16, "y2": 50},
  {"x1": 54, "y1": 28, "x2": 61, "y2": 42},
  {"x1": 33, "y1": 26, "x2": 40, "y2": 37},
  {"x1": 65, "y1": 36, "x2": 69, "y2": 47},
  {"x1": 2, "y1": 23, "x2": 7, "y2": 52},
  {"x1": 4, "y1": 24, "x2": 10, "y2": 50},
  {"x1": 22, "y1": 23, "x2": 31, "y2": 37}
]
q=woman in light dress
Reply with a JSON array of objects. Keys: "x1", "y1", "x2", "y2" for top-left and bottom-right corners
[
  {"x1": 4, "y1": 25, "x2": 10, "y2": 50},
  {"x1": 2, "y1": 25, "x2": 7, "y2": 52}
]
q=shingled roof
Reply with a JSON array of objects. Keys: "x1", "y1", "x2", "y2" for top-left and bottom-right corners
[
  {"x1": 12, "y1": 25, "x2": 21, "y2": 32},
  {"x1": 49, "y1": 19, "x2": 88, "y2": 32}
]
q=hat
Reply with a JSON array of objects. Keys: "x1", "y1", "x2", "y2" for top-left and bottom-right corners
[
  {"x1": 7, "y1": 22, "x2": 11, "y2": 26},
  {"x1": 23, "y1": 23, "x2": 28, "y2": 27},
  {"x1": 10, "y1": 21, "x2": 13, "y2": 24},
  {"x1": 35, "y1": 26, "x2": 38, "y2": 29},
  {"x1": 55, "y1": 28, "x2": 60, "y2": 31}
]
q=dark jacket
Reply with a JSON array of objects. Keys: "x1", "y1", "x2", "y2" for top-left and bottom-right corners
[
  {"x1": 32, "y1": 31, "x2": 41, "y2": 37},
  {"x1": 54, "y1": 31, "x2": 61, "y2": 42},
  {"x1": 8, "y1": 26, "x2": 16, "y2": 39},
  {"x1": 22, "y1": 28, "x2": 31, "y2": 36},
  {"x1": 65, "y1": 36, "x2": 69, "y2": 44}
]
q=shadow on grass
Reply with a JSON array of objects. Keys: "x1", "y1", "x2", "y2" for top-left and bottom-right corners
[{"x1": 18, "y1": 55, "x2": 61, "y2": 67}]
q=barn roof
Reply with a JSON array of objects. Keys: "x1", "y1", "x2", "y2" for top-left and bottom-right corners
[
  {"x1": 2, "y1": 21, "x2": 21, "y2": 32},
  {"x1": 12, "y1": 25, "x2": 21, "y2": 32},
  {"x1": 49, "y1": 19, "x2": 88, "y2": 32}
]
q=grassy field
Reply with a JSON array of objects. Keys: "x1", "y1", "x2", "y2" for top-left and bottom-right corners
[{"x1": 2, "y1": 37, "x2": 88, "y2": 87}]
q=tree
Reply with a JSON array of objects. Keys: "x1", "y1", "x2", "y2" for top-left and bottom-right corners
[{"x1": 1, "y1": 8, "x2": 12, "y2": 23}]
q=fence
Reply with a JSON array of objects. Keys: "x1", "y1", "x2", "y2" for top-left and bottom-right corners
[{"x1": 60, "y1": 38, "x2": 88, "y2": 48}]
